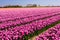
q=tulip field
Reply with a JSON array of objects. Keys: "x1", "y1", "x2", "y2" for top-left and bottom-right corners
[{"x1": 0, "y1": 7, "x2": 60, "y2": 40}]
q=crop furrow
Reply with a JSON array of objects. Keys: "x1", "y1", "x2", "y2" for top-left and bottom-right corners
[
  {"x1": 36, "y1": 24, "x2": 60, "y2": 40},
  {"x1": 0, "y1": 14, "x2": 60, "y2": 30},
  {"x1": 0, "y1": 12, "x2": 60, "y2": 24},
  {"x1": 0, "y1": 15, "x2": 60, "y2": 40}
]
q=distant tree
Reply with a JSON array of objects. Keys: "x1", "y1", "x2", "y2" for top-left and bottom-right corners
[
  {"x1": 0, "y1": 6, "x2": 3, "y2": 8},
  {"x1": 38, "y1": 5, "x2": 40, "y2": 7},
  {"x1": 26, "y1": 4, "x2": 37, "y2": 7},
  {"x1": 3, "y1": 5, "x2": 22, "y2": 8}
]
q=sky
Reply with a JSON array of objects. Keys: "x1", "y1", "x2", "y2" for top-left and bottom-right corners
[{"x1": 0, "y1": 0, "x2": 60, "y2": 6}]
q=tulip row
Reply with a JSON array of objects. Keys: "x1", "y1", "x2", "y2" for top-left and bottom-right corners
[
  {"x1": 0, "y1": 11, "x2": 60, "y2": 24},
  {"x1": 0, "y1": 15, "x2": 60, "y2": 40},
  {"x1": 36, "y1": 24, "x2": 60, "y2": 40},
  {"x1": 0, "y1": 13, "x2": 60, "y2": 31}
]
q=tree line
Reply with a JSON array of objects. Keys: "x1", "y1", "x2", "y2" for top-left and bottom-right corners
[
  {"x1": 0, "y1": 4, "x2": 60, "y2": 8},
  {"x1": 0, "y1": 4, "x2": 37, "y2": 8}
]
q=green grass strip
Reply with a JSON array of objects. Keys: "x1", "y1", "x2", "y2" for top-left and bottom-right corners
[{"x1": 23, "y1": 20, "x2": 60, "y2": 40}]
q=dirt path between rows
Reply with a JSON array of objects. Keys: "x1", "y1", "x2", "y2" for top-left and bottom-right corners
[{"x1": 28, "y1": 36, "x2": 37, "y2": 40}]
